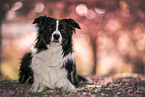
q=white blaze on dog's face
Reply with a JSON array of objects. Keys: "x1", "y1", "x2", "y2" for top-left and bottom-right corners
[{"x1": 51, "y1": 20, "x2": 62, "y2": 44}]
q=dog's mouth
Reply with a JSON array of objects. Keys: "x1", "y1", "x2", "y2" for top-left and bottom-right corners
[
  {"x1": 52, "y1": 40, "x2": 59, "y2": 43},
  {"x1": 51, "y1": 39, "x2": 61, "y2": 45}
]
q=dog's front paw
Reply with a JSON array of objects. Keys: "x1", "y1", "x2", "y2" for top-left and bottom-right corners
[
  {"x1": 56, "y1": 79, "x2": 77, "y2": 92},
  {"x1": 32, "y1": 83, "x2": 45, "y2": 93},
  {"x1": 63, "y1": 82, "x2": 77, "y2": 93},
  {"x1": 67, "y1": 87, "x2": 77, "y2": 93},
  {"x1": 32, "y1": 83, "x2": 38, "y2": 93}
]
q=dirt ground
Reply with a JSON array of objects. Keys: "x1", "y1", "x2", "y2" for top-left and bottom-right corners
[{"x1": 0, "y1": 73, "x2": 145, "y2": 97}]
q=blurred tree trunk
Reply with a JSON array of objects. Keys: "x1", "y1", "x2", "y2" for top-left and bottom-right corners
[
  {"x1": 0, "y1": 1, "x2": 4, "y2": 79},
  {"x1": 0, "y1": 3, "x2": 5, "y2": 79},
  {"x1": 91, "y1": 38, "x2": 97, "y2": 74},
  {"x1": 0, "y1": 0, "x2": 14, "y2": 79},
  {"x1": 0, "y1": 21, "x2": 4, "y2": 80},
  {"x1": 0, "y1": 19, "x2": 2, "y2": 78}
]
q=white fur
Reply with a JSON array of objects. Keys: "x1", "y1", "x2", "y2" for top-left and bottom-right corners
[
  {"x1": 51, "y1": 20, "x2": 62, "y2": 43},
  {"x1": 31, "y1": 44, "x2": 76, "y2": 92}
]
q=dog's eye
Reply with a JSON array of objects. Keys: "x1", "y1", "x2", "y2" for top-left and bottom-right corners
[
  {"x1": 49, "y1": 27, "x2": 53, "y2": 31},
  {"x1": 61, "y1": 29, "x2": 64, "y2": 32}
]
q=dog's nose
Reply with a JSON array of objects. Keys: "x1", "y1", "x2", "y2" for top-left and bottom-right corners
[{"x1": 53, "y1": 34, "x2": 60, "y2": 40}]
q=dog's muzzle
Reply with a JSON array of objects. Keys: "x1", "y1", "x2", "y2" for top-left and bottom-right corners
[
  {"x1": 53, "y1": 34, "x2": 60, "y2": 40},
  {"x1": 51, "y1": 33, "x2": 62, "y2": 44}
]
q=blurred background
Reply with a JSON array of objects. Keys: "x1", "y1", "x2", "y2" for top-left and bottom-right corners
[{"x1": 0, "y1": 0, "x2": 145, "y2": 80}]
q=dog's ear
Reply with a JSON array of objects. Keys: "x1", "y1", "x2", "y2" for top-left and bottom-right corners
[
  {"x1": 33, "y1": 16, "x2": 47, "y2": 25},
  {"x1": 33, "y1": 16, "x2": 51, "y2": 25},
  {"x1": 33, "y1": 16, "x2": 52, "y2": 33},
  {"x1": 66, "y1": 19, "x2": 81, "y2": 31},
  {"x1": 68, "y1": 19, "x2": 81, "y2": 29}
]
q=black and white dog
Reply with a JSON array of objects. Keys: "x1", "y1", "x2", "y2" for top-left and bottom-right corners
[{"x1": 19, "y1": 16, "x2": 88, "y2": 92}]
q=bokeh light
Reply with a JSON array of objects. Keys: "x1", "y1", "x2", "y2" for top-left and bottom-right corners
[
  {"x1": 117, "y1": 33, "x2": 130, "y2": 55},
  {"x1": 6, "y1": 1, "x2": 23, "y2": 20},
  {"x1": 11, "y1": 1, "x2": 23, "y2": 11},
  {"x1": 136, "y1": 39, "x2": 144, "y2": 51},
  {"x1": 6, "y1": 10, "x2": 16, "y2": 20},
  {"x1": 76, "y1": 4, "x2": 88, "y2": 16},
  {"x1": 85, "y1": 9, "x2": 96, "y2": 20},
  {"x1": 119, "y1": 1, "x2": 128, "y2": 10},
  {"x1": 34, "y1": 3, "x2": 44, "y2": 13},
  {"x1": 95, "y1": 8, "x2": 105, "y2": 15},
  {"x1": 105, "y1": 19, "x2": 121, "y2": 32}
]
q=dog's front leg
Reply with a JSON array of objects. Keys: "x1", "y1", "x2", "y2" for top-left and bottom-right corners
[
  {"x1": 32, "y1": 81, "x2": 39, "y2": 92},
  {"x1": 38, "y1": 85, "x2": 45, "y2": 92},
  {"x1": 56, "y1": 78, "x2": 76, "y2": 92},
  {"x1": 32, "y1": 73, "x2": 41, "y2": 92}
]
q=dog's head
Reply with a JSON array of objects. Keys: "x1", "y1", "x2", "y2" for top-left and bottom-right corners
[{"x1": 33, "y1": 16, "x2": 81, "y2": 53}]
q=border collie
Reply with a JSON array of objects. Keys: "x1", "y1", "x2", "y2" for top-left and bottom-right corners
[{"x1": 19, "y1": 16, "x2": 88, "y2": 92}]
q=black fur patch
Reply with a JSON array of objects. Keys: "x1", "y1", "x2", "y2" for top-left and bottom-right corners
[
  {"x1": 64, "y1": 59, "x2": 79, "y2": 86},
  {"x1": 19, "y1": 52, "x2": 34, "y2": 84}
]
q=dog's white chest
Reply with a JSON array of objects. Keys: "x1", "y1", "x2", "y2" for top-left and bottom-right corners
[
  {"x1": 31, "y1": 45, "x2": 68, "y2": 88},
  {"x1": 32, "y1": 45, "x2": 63, "y2": 67}
]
